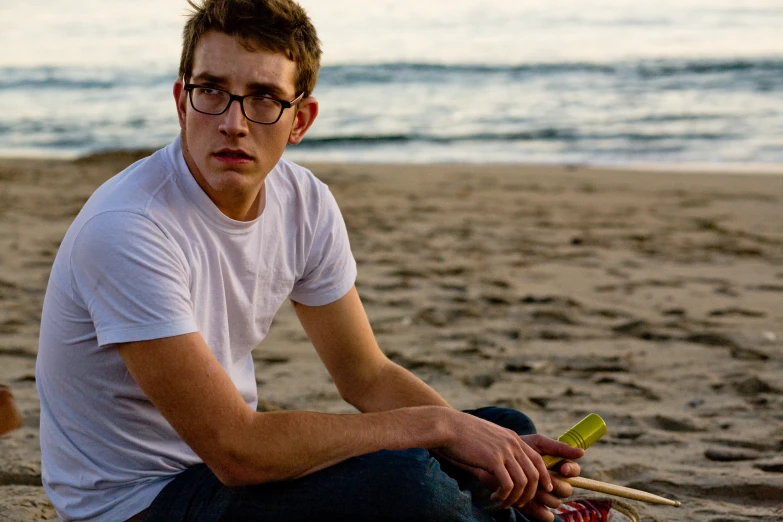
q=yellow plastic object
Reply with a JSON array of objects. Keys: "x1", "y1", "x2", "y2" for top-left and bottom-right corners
[{"x1": 543, "y1": 413, "x2": 607, "y2": 469}]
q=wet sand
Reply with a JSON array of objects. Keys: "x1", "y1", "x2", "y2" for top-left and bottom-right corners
[{"x1": 1, "y1": 154, "x2": 782, "y2": 521}]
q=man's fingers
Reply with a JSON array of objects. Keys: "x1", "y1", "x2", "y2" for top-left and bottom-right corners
[
  {"x1": 515, "y1": 449, "x2": 541, "y2": 505},
  {"x1": 522, "y1": 442, "x2": 553, "y2": 493},
  {"x1": 558, "y1": 460, "x2": 581, "y2": 477},
  {"x1": 526, "y1": 435, "x2": 586, "y2": 460},
  {"x1": 521, "y1": 500, "x2": 556, "y2": 522},
  {"x1": 489, "y1": 464, "x2": 516, "y2": 505},
  {"x1": 501, "y1": 459, "x2": 528, "y2": 508},
  {"x1": 548, "y1": 474, "x2": 574, "y2": 499},
  {"x1": 531, "y1": 488, "x2": 565, "y2": 509}
]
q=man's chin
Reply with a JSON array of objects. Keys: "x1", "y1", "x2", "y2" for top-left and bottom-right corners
[{"x1": 205, "y1": 170, "x2": 255, "y2": 188}]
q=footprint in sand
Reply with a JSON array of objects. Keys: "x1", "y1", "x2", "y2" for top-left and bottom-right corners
[
  {"x1": 704, "y1": 447, "x2": 762, "y2": 462},
  {"x1": 645, "y1": 414, "x2": 706, "y2": 433},
  {"x1": 708, "y1": 307, "x2": 766, "y2": 318},
  {"x1": 732, "y1": 375, "x2": 781, "y2": 396},
  {"x1": 746, "y1": 283, "x2": 783, "y2": 292}
]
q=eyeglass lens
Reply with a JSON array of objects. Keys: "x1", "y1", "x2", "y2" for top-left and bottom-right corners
[{"x1": 190, "y1": 87, "x2": 283, "y2": 123}]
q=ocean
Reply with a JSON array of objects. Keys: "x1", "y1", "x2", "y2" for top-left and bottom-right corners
[{"x1": 2, "y1": 0, "x2": 782, "y2": 168}]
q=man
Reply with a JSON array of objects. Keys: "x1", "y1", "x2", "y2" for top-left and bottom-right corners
[{"x1": 36, "y1": 1, "x2": 584, "y2": 521}]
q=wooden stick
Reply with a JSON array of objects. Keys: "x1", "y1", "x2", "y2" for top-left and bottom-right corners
[{"x1": 552, "y1": 473, "x2": 681, "y2": 507}]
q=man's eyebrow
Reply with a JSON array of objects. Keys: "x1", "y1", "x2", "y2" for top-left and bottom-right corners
[
  {"x1": 189, "y1": 73, "x2": 290, "y2": 98},
  {"x1": 246, "y1": 82, "x2": 289, "y2": 98},
  {"x1": 190, "y1": 72, "x2": 227, "y2": 85}
]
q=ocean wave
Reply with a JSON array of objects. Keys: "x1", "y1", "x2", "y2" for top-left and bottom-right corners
[
  {"x1": 630, "y1": 114, "x2": 724, "y2": 123},
  {"x1": 298, "y1": 129, "x2": 574, "y2": 146},
  {"x1": 319, "y1": 58, "x2": 783, "y2": 84},
  {"x1": 317, "y1": 62, "x2": 616, "y2": 84},
  {"x1": 0, "y1": 67, "x2": 174, "y2": 91},
  {"x1": 297, "y1": 129, "x2": 728, "y2": 148},
  {"x1": 634, "y1": 58, "x2": 783, "y2": 77},
  {"x1": 3, "y1": 57, "x2": 782, "y2": 91}
]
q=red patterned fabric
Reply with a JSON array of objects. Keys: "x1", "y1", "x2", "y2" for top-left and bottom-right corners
[{"x1": 552, "y1": 499, "x2": 613, "y2": 522}]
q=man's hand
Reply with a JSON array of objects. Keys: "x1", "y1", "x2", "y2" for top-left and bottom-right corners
[
  {"x1": 436, "y1": 429, "x2": 584, "y2": 514},
  {"x1": 434, "y1": 413, "x2": 572, "y2": 508}
]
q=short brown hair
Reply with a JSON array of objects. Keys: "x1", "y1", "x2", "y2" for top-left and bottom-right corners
[{"x1": 180, "y1": 0, "x2": 322, "y2": 97}]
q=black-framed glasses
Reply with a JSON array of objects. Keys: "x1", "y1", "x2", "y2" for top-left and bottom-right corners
[{"x1": 184, "y1": 84, "x2": 304, "y2": 124}]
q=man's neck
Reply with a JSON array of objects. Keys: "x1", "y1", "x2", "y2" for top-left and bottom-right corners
[{"x1": 181, "y1": 141, "x2": 267, "y2": 222}]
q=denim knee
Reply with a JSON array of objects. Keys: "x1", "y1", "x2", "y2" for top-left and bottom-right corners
[{"x1": 465, "y1": 407, "x2": 537, "y2": 436}]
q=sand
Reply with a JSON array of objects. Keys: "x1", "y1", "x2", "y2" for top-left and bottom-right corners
[{"x1": 0, "y1": 153, "x2": 782, "y2": 521}]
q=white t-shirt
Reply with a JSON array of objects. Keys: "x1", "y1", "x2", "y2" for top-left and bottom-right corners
[{"x1": 36, "y1": 137, "x2": 357, "y2": 522}]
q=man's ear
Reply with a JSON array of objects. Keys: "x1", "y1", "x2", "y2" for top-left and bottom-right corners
[
  {"x1": 173, "y1": 80, "x2": 187, "y2": 130},
  {"x1": 288, "y1": 96, "x2": 319, "y2": 145}
]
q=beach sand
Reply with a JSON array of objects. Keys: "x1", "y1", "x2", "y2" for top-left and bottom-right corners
[{"x1": 0, "y1": 154, "x2": 782, "y2": 521}]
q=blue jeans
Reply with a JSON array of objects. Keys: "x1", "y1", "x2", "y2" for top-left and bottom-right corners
[{"x1": 143, "y1": 407, "x2": 553, "y2": 522}]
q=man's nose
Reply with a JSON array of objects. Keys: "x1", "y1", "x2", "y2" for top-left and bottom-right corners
[{"x1": 218, "y1": 98, "x2": 249, "y2": 136}]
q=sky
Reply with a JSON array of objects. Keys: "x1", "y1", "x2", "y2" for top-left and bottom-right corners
[{"x1": 2, "y1": 0, "x2": 783, "y2": 68}]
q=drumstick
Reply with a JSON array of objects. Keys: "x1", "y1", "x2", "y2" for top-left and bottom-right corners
[{"x1": 551, "y1": 473, "x2": 681, "y2": 507}]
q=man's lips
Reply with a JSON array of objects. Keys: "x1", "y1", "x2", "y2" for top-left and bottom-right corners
[{"x1": 213, "y1": 149, "x2": 253, "y2": 164}]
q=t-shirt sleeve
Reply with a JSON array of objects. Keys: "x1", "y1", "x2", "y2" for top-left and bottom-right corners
[
  {"x1": 289, "y1": 187, "x2": 357, "y2": 306},
  {"x1": 70, "y1": 211, "x2": 198, "y2": 346}
]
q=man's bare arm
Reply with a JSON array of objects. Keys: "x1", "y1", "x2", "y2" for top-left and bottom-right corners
[
  {"x1": 118, "y1": 333, "x2": 453, "y2": 487},
  {"x1": 292, "y1": 286, "x2": 450, "y2": 412}
]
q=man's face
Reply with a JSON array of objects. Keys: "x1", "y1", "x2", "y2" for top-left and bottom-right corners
[{"x1": 174, "y1": 31, "x2": 314, "y2": 214}]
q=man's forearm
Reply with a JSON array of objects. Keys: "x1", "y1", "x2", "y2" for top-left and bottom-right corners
[
  {"x1": 228, "y1": 401, "x2": 583, "y2": 512},
  {"x1": 343, "y1": 359, "x2": 451, "y2": 412},
  {"x1": 222, "y1": 405, "x2": 454, "y2": 486},
  {"x1": 216, "y1": 362, "x2": 453, "y2": 486}
]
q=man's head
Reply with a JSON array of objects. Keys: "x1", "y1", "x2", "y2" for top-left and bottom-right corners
[
  {"x1": 173, "y1": 0, "x2": 322, "y2": 221},
  {"x1": 180, "y1": 0, "x2": 321, "y2": 98}
]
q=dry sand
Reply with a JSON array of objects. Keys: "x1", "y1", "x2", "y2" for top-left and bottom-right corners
[{"x1": 0, "y1": 153, "x2": 782, "y2": 521}]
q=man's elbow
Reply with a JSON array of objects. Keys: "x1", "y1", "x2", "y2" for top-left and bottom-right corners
[
  {"x1": 334, "y1": 360, "x2": 393, "y2": 411},
  {"x1": 209, "y1": 452, "x2": 254, "y2": 487},
  {"x1": 209, "y1": 452, "x2": 289, "y2": 487},
  {"x1": 207, "y1": 425, "x2": 300, "y2": 487},
  {"x1": 335, "y1": 382, "x2": 373, "y2": 412}
]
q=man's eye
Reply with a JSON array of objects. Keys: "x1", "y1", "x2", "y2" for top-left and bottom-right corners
[
  {"x1": 197, "y1": 88, "x2": 222, "y2": 96},
  {"x1": 250, "y1": 96, "x2": 277, "y2": 105}
]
